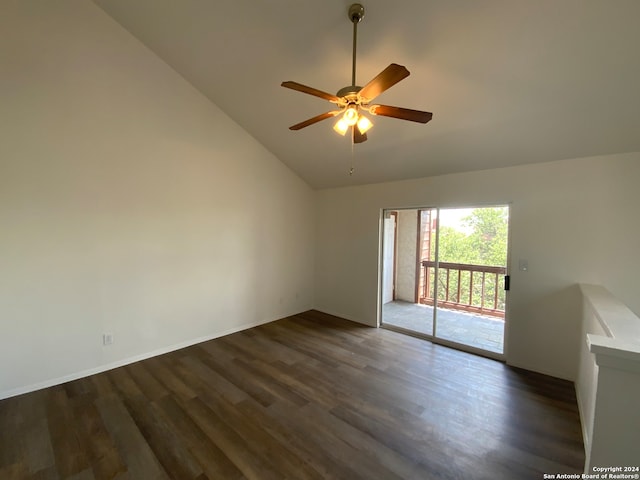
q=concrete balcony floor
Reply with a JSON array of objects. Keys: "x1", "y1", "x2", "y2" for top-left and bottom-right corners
[{"x1": 382, "y1": 300, "x2": 504, "y2": 354}]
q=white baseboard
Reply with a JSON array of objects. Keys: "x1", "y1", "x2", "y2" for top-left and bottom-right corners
[
  {"x1": 0, "y1": 316, "x2": 281, "y2": 401},
  {"x1": 311, "y1": 308, "x2": 376, "y2": 327},
  {"x1": 504, "y1": 358, "x2": 574, "y2": 382}
]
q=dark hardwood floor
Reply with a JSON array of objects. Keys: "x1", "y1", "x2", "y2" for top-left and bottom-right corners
[{"x1": 0, "y1": 310, "x2": 585, "y2": 479}]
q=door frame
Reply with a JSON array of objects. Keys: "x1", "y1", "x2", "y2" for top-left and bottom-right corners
[{"x1": 380, "y1": 211, "x2": 399, "y2": 306}]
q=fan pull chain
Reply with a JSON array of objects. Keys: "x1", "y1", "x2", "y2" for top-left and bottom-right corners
[{"x1": 349, "y1": 129, "x2": 355, "y2": 176}]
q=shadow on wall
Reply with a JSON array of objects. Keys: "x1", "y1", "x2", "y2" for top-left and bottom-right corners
[{"x1": 508, "y1": 284, "x2": 582, "y2": 380}]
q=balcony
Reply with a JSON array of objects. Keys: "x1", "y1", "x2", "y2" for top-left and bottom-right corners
[{"x1": 382, "y1": 260, "x2": 506, "y2": 355}]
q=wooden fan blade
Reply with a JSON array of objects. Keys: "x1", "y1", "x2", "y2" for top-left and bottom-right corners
[
  {"x1": 358, "y1": 64, "x2": 410, "y2": 103},
  {"x1": 353, "y1": 126, "x2": 367, "y2": 144},
  {"x1": 289, "y1": 111, "x2": 340, "y2": 130},
  {"x1": 281, "y1": 81, "x2": 340, "y2": 103},
  {"x1": 369, "y1": 104, "x2": 433, "y2": 123}
]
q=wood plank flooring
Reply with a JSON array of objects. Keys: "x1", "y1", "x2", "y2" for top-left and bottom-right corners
[{"x1": 0, "y1": 310, "x2": 585, "y2": 479}]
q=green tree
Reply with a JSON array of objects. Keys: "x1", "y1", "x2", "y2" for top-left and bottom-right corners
[
  {"x1": 461, "y1": 207, "x2": 508, "y2": 266},
  {"x1": 436, "y1": 207, "x2": 508, "y2": 266},
  {"x1": 436, "y1": 226, "x2": 469, "y2": 263},
  {"x1": 431, "y1": 207, "x2": 508, "y2": 309}
]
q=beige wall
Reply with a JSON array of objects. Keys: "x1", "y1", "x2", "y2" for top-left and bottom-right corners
[
  {"x1": 0, "y1": 1, "x2": 315, "y2": 398},
  {"x1": 315, "y1": 154, "x2": 640, "y2": 380}
]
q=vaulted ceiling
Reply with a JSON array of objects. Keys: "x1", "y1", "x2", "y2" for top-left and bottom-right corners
[{"x1": 94, "y1": 0, "x2": 640, "y2": 189}]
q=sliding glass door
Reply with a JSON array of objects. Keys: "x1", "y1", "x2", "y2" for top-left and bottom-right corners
[{"x1": 380, "y1": 206, "x2": 509, "y2": 357}]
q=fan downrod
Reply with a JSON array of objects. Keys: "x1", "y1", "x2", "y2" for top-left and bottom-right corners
[{"x1": 347, "y1": 4, "x2": 365, "y2": 88}]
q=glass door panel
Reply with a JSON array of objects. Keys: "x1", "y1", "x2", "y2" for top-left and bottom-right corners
[
  {"x1": 380, "y1": 208, "x2": 437, "y2": 336},
  {"x1": 432, "y1": 207, "x2": 509, "y2": 355}
]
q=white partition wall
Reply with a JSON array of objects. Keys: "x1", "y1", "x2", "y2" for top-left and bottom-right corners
[{"x1": 577, "y1": 284, "x2": 640, "y2": 472}]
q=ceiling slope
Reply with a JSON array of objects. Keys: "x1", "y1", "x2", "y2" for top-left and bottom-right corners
[{"x1": 94, "y1": 0, "x2": 640, "y2": 189}]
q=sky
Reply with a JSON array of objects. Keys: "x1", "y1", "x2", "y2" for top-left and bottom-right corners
[{"x1": 438, "y1": 208, "x2": 475, "y2": 233}]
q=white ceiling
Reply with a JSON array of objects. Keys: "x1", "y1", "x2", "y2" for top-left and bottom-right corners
[{"x1": 94, "y1": 0, "x2": 640, "y2": 189}]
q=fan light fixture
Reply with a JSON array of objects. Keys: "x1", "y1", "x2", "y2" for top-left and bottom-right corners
[
  {"x1": 333, "y1": 102, "x2": 373, "y2": 136},
  {"x1": 343, "y1": 105, "x2": 359, "y2": 126},
  {"x1": 333, "y1": 118, "x2": 349, "y2": 136},
  {"x1": 356, "y1": 115, "x2": 373, "y2": 134}
]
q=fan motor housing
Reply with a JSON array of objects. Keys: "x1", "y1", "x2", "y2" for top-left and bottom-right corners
[{"x1": 336, "y1": 85, "x2": 362, "y2": 101}]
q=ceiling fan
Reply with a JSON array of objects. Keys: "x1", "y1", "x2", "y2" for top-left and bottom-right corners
[{"x1": 281, "y1": 3, "x2": 433, "y2": 144}]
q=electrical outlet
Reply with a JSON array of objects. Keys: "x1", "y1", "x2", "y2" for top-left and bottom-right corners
[{"x1": 103, "y1": 333, "x2": 114, "y2": 346}]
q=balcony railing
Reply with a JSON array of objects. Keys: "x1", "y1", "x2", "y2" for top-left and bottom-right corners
[{"x1": 420, "y1": 260, "x2": 506, "y2": 318}]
